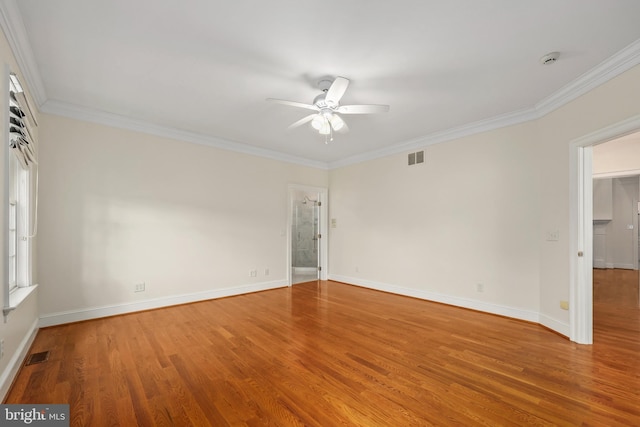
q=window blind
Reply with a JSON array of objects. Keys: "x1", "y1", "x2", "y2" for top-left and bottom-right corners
[{"x1": 9, "y1": 73, "x2": 37, "y2": 169}]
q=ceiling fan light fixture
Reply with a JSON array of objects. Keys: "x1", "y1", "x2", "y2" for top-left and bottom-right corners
[
  {"x1": 329, "y1": 114, "x2": 345, "y2": 131},
  {"x1": 269, "y1": 75, "x2": 390, "y2": 140},
  {"x1": 311, "y1": 115, "x2": 325, "y2": 130},
  {"x1": 319, "y1": 120, "x2": 331, "y2": 135}
]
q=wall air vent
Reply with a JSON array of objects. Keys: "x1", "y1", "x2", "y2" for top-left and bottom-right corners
[
  {"x1": 408, "y1": 151, "x2": 424, "y2": 166},
  {"x1": 408, "y1": 152, "x2": 415, "y2": 165}
]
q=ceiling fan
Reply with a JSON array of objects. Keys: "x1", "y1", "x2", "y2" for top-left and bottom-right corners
[{"x1": 267, "y1": 76, "x2": 389, "y2": 141}]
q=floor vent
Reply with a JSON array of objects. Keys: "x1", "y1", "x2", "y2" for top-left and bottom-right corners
[{"x1": 25, "y1": 351, "x2": 50, "y2": 366}]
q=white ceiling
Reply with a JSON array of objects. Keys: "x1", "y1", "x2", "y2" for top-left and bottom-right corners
[{"x1": 6, "y1": 0, "x2": 640, "y2": 167}]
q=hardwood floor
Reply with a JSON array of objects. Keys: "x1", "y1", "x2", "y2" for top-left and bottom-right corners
[{"x1": 5, "y1": 273, "x2": 640, "y2": 426}]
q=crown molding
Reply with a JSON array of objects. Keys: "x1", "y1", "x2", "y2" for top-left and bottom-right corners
[
  {"x1": 2, "y1": 0, "x2": 638, "y2": 170},
  {"x1": 41, "y1": 100, "x2": 329, "y2": 170},
  {"x1": 0, "y1": 0, "x2": 46, "y2": 106},
  {"x1": 330, "y1": 37, "x2": 640, "y2": 169},
  {"x1": 328, "y1": 107, "x2": 538, "y2": 169},
  {"x1": 535, "y1": 38, "x2": 640, "y2": 116}
]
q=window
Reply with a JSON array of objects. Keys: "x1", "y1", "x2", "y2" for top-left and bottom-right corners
[
  {"x1": 4, "y1": 70, "x2": 37, "y2": 313},
  {"x1": 8, "y1": 151, "x2": 30, "y2": 291}
]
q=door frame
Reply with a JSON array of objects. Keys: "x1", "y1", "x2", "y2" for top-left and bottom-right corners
[
  {"x1": 287, "y1": 184, "x2": 328, "y2": 285},
  {"x1": 570, "y1": 114, "x2": 640, "y2": 344}
]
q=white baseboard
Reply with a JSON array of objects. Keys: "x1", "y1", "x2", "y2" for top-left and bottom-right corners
[
  {"x1": 0, "y1": 318, "x2": 38, "y2": 401},
  {"x1": 39, "y1": 280, "x2": 287, "y2": 327},
  {"x1": 293, "y1": 267, "x2": 317, "y2": 274},
  {"x1": 614, "y1": 263, "x2": 637, "y2": 270},
  {"x1": 328, "y1": 275, "x2": 570, "y2": 334},
  {"x1": 595, "y1": 263, "x2": 637, "y2": 270},
  {"x1": 539, "y1": 314, "x2": 570, "y2": 337}
]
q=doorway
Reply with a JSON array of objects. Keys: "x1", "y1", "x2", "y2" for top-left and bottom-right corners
[
  {"x1": 288, "y1": 185, "x2": 328, "y2": 285},
  {"x1": 570, "y1": 114, "x2": 640, "y2": 344}
]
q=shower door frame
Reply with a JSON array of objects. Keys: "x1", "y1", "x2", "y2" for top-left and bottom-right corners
[{"x1": 287, "y1": 184, "x2": 328, "y2": 285}]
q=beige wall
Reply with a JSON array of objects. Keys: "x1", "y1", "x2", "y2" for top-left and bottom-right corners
[
  {"x1": 537, "y1": 65, "x2": 640, "y2": 327},
  {"x1": 37, "y1": 114, "x2": 328, "y2": 320},
  {"x1": 329, "y1": 64, "x2": 640, "y2": 333},
  {"x1": 593, "y1": 131, "x2": 640, "y2": 176},
  {"x1": 329, "y1": 121, "x2": 541, "y2": 317}
]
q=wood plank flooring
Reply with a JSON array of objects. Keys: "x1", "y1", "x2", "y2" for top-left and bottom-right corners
[{"x1": 5, "y1": 271, "x2": 640, "y2": 426}]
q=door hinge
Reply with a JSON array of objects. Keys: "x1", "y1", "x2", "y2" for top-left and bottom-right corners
[
  {"x1": 317, "y1": 201, "x2": 322, "y2": 207},
  {"x1": 318, "y1": 266, "x2": 322, "y2": 271},
  {"x1": 577, "y1": 251, "x2": 584, "y2": 257},
  {"x1": 317, "y1": 233, "x2": 321, "y2": 239}
]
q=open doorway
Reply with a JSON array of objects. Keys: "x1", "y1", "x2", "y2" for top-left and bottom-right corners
[
  {"x1": 592, "y1": 138, "x2": 640, "y2": 335},
  {"x1": 570, "y1": 115, "x2": 640, "y2": 344},
  {"x1": 287, "y1": 185, "x2": 328, "y2": 285},
  {"x1": 592, "y1": 133, "x2": 640, "y2": 271},
  {"x1": 291, "y1": 190, "x2": 320, "y2": 284}
]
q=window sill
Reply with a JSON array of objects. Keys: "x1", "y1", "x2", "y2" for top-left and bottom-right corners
[{"x1": 3, "y1": 284, "x2": 38, "y2": 316}]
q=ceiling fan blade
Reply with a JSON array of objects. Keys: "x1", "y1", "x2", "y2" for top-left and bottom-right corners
[
  {"x1": 287, "y1": 114, "x2": 317, "y2": 130},
  {"x1": 267, "y1": 98, "x2": 319, "y2": 111},
  {"x1": 325, "y1": 77, "x2": 349, "y2": 105},
  {"x1": 336, "y1": 104, "x2": 390, "y2": 114}
]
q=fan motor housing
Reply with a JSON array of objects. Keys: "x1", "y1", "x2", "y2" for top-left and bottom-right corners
[{"x1": 317, "y1": 79, "x2": 333, "y2": 92}]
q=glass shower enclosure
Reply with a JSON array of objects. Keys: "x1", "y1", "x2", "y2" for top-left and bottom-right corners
[{"x1": 291, "y1": 191, "x2": 320, "y2": 284}]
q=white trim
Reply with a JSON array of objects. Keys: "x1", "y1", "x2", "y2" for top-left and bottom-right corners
[
  {"x1": 38, "y1": 280, "x2": 287, "y2": 327},
  {"x1": 593, "y1": 259, "x2": 607, "y2": 269},
  {"x1": 328, "y1": 108, "x2": 538, "y2": 169},
  {"x1": 569, "y1": 113, "x2": 640, "y2": 344},
  {"x1": 41, "y1": 100, "x2": 329, "y2": 170},
  {"x1": 0, "y1": 317, "x2": 38, "y2": 401},
  {"x1": 0, "y1": 0, "x2": 46, "y2": 105},
  {"x1": 293, "y1": 267, "x2": 318, "y2": 273},
  {"x1": 612, "y1": 263, "x2": 637, "y2": 270},
  {"x1": 329, "y1": 274, "x2": 541, "y2": 325},
  {"x1": 569, "y1": 115, "x2": 640, "y2": 148},
  {"x1": 4, "y1": 283, "x2": 37, "y2": 316},
  {"x1": 536, "y1": 39, "x2": 640, "y2": 117},
  {"x1": 3, "y1": 64, "x2": 10, "y2": 310},
  {"x1": 539, "y1": 314, "x2": 570, "y2": 338},
  {"x1": 593, "y1": 169, "x2": 640, "y2": 179}
]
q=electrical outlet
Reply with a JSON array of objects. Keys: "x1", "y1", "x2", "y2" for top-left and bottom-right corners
[
  {"x1": 134, "y1": 283, "x2": 145, "y2": 293},
  {"x1": 476, "y1": 283, "x2": 484, "y2": 292},
  {"x1": 0, "y1": 339, "x2": 4, "y2": 359},
  {"x1": 264, "y1": 268, "x2": 269, "y2": 276},
  {"x1": 560, "y1": 300, "x2": 569, "y2": 310},
  {"x1": 250, "y1": 270, "x2": 257, "y2": 277}
]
